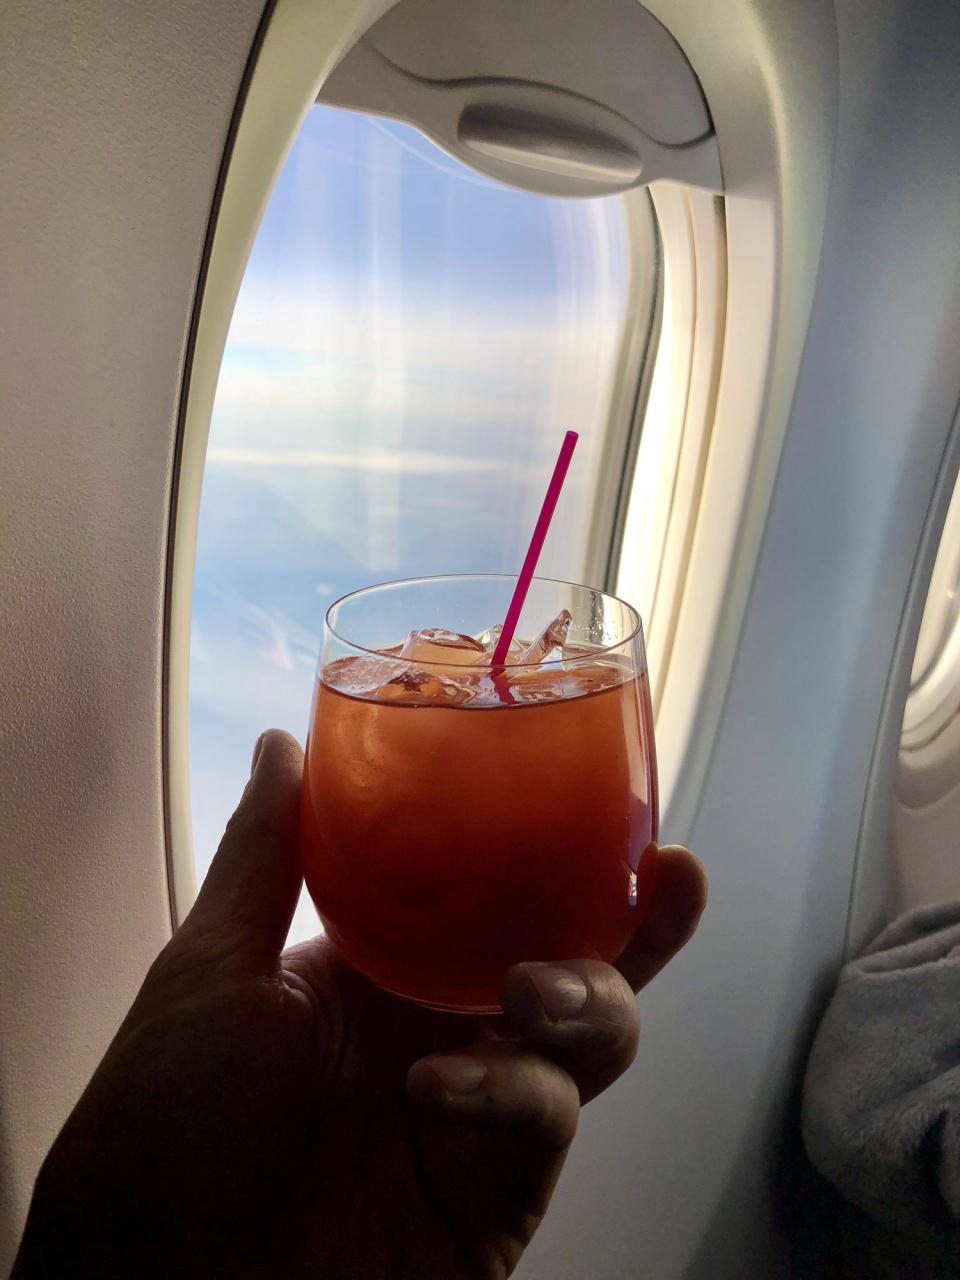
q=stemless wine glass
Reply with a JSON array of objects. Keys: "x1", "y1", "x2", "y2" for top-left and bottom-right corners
[{"x1": 300, "y1": 574, "x2": 658, "y2": 1013}]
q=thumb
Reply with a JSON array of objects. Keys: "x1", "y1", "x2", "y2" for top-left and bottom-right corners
[
  {"x1": 178, "y1": 728, "x2": 304, "y2": 975},
  {"x1": 407, "y1": 1043, "x2": 579, "y2": 1271}
]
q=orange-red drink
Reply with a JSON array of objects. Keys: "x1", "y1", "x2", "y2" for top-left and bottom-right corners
[{"x1": 300, "y1": 575, "x2": 658, "y2": 1013}]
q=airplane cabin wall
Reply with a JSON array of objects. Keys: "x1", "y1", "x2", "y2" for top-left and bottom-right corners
[{"x1": 0, "y1": 2, "x2": 266, "y2": 1268}]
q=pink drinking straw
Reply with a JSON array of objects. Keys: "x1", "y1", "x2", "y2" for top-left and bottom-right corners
[{"x1": 491, "y1": 430, "x2": 579, "y2": 669}]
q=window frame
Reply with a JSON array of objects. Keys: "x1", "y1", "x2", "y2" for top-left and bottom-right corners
[{"x1": 582, "y1": 186, "x2": 662, "y2": 591}]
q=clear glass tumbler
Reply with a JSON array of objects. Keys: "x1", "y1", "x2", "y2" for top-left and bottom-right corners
[{"x1": 300, "y1": 574, "x2": 658, "y2": 1012}]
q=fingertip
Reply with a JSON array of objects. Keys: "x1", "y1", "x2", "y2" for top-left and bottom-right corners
[
  {"x1": 616, "y1": 844, "x2": 707, "y2": 991},
  {"x1": 649, "y1": 846, "x2": 708, "y2": 942},
  {"x1": 230, "y1": 729, "x2": 303, "y2": 845},
  {"x1": 237, "y1": 729, "x2": 304, "y2": 825},
  {"x1": 180, "y1": 728, "x2": 305, "y2": 972},
  {"x1": 250, "y1": 728, "x2": 304, "y2": 778}
]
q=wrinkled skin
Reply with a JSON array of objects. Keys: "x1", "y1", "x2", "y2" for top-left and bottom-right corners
[{"x1": 13, "y1": 731, "x2": 706, "y2": 1279}]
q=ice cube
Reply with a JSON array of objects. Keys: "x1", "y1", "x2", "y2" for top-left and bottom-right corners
[
  {"x1": 474, "y1": 623, "x2": 501, "y2": 651},
  {"x1": 508, "y1": 653, "x2": 631, "y2": 703},
  {"x1": 474, "y1": 622, "x2": 523, "y2": 659},
  {"x1": 400, "y1": 627, "x2": 487, "y2": 667},
  {"x1": 516, "y1": 608, "x2": 573, "y2": 666},
  {"x1": 377, "y1": 667, "x2": 475, "y2": 706},
  {"x1": 323, "y1": 654, "x2": 407, "y2": 698}
]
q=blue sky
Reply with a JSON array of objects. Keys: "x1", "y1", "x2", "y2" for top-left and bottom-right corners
[{"x1": 188, "y1": 105, "x2": 630, "y2": 934}]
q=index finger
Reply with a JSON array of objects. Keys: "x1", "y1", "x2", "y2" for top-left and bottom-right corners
[{"x1": 615, "y1": 845, "x2": 707, "y2": 992}]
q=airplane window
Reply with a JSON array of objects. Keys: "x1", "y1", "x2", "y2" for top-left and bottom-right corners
[
  {"x1": 902, "y1": 473, "x2": 960, "y2": 748},
  {"x1": 890, "y1": 469, "x2": 960, "y2": 917},
  {"x1": 188, "y1": 104, "x2": 657, "y2": 943}
]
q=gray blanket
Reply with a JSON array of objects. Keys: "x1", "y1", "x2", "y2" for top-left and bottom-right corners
[{"x1": 802, "y1": 900, "x2": 960, "y2": 1269}]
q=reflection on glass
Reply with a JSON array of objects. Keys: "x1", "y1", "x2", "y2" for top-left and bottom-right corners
[{"x1": 189, "y1": 104, "x2": 641, "y2": 939}]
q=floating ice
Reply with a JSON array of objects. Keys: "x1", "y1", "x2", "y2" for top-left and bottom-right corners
[
  {"x1": 323, "y1": 654, "x2": 406, "y2": 697},
  {"x1": 400, "y1": 627, "x2": 487, "y2": 667},
  {"x1": 474, "y1": 622, "x2": 523, "y2": 659},
  {"x1": 323, "y1": 611, "x2": 631, "y2": 707},
  {"x1": 377, "y1": 667, "x2": 476, "y2": 706},
  {"x1": 516, "y1": 609, "x2": 573, "y2": 667}
]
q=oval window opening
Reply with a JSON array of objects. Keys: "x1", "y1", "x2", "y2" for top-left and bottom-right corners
[{"x1": 188, "y1": 103, "x2": 659, "y2": 941}]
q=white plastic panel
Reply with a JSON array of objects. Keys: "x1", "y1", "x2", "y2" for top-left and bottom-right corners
[{"x1": 0, "y1": 1, "x2": 268, "y2": 1270}]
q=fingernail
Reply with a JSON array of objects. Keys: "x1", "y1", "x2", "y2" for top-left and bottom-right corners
[
  {"x1": 250, "y1": 733, "x2": 265, "y2": 776},
  {"x1": 426, "y1": 1056, "x2": 487, "y2": 1096},
  {"x1": 529, "y1": 968, "x2": 589, "y2": 1020}
]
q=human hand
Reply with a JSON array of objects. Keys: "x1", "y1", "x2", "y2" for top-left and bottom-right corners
[{"x1": 13, "y1": 730, "x2": 706, "y2": 1279}]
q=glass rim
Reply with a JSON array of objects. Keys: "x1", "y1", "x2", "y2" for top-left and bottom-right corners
[{"x1": 323, "y1": 573, "x2": 644, "y2": 672}]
